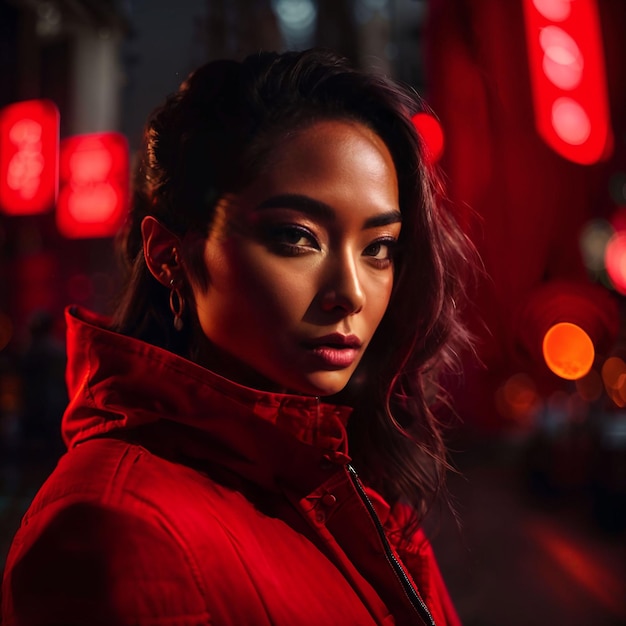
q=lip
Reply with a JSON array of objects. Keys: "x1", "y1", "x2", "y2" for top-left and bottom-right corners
[
  {"x1": 304, "y1": 333, "x2": 362, "y2": 349},
  {"x1": 302, "y1": 333, "x2": 362, "y2": 369}
]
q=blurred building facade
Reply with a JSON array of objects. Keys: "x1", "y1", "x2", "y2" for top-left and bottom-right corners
[
  {"x1": 1, "y1": 0, "x2": 129, "y2": 336},
  {"x1": 0, "y1": 0, "x2": 130, "y2": 485}
]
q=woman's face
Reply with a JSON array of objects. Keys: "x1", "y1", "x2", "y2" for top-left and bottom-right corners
[{"x1": 190, "y1": 119, "x2": 401, "y2": 396}]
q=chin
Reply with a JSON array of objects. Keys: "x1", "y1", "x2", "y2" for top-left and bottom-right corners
[{"x1": 289, "y1": 372, "x2": 352, "y2": 398}]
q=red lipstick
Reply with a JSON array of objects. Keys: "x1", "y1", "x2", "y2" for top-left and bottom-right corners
[{"x1": 302, "y1": 334, "x2": 362, "y2": 368}]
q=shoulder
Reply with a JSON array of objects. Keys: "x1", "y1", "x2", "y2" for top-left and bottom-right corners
[
  {"x1": 26, "y1": 437, "x2": 230, "y2": 517},
  {"x1": 2, "y1": 438, "x2": 212, "y2": 625},
  {"x1": 3, "y1": 501, "x2": 210, "y2": 625}
]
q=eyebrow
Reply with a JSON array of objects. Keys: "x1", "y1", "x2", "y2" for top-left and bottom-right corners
[{"x1": 254, "y1": 194, "x2": 402, "y2": 229}]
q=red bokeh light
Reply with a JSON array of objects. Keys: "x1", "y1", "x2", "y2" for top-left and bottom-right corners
[
  {"x1": 604, "y1": 231, "x2": 626, "y2": 294},
  {"x1": 522, "y1": 0, "x2": 612, "y2": 164},
  {"x1": 56, "y1": 132, "x2": 129, "y2": 239},
  {"x1": 0, "y1": 100, "x2": 59, "y2": 215},
  {"x1": 540, "y1": 26, "x2": 582, "y2": 90},
  {"x1": 532, "y1": 0, "x2": 572, "y2": 22},
  {"x1": 411, "y1": 113, "x2": 445, "y2": 164}
]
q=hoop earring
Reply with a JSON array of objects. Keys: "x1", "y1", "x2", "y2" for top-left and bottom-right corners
[{"x1": 169, "y1": 279, "x2": 185, "y2": 331}]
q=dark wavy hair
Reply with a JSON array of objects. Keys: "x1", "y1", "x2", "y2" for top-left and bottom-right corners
[{"x1": 112, "y1": 48, "x2": 473, "y2": 536}]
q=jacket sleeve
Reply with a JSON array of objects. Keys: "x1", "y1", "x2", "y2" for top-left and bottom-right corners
[
  {"x1": 385, "y1": 503, "x2": 462, "y2": 626},
  {"x1": 2, "y1": 500, "x2": 210, "y2": 626},
  {"x1": 397, "y1": 528, "x2": 462, "y2": 626}
]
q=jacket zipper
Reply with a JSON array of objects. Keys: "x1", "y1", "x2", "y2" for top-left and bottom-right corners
[{"x1": 346, "y1": 463, "x2": 436, "y2": 626}]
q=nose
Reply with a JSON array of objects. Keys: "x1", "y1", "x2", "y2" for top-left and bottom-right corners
[{"x1": 319, "y1": 251, "x2": 365, "y2": 315}]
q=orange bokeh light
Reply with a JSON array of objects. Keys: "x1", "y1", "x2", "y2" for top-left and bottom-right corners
[
  {"x1": 542, "y1": 322, "x2": 594, "y2": 380},
  {"x1": 495, "y1": 373, "x2": 540, "y2": 423},
  {"x1": 600, "y1": 356, "x2": 626, "y2": 407}
]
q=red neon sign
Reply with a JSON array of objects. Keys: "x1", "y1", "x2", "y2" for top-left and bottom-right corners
[
  {"x1": 522, "y1": 0, "x2": 612, "y2": 164},
  {"x1": 0, "y1": 100, "x2": 59, "y2": 215},
  {"x1": 57, "y1": 132, "x2": 129, "y2": 238}
]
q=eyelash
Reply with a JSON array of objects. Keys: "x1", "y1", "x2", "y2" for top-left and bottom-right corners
[
  {"x1": 363, "y1": 238, "x2": 399, "y2": 268},
  {"x1": 267, "y1": 225, "x2": 399, "y2": 267},
  {"x1": 268, "y1": 225, "x2": 319, "y2": 255}
]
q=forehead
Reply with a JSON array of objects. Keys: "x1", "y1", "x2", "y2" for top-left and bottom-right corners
[
  {"x1": 270, "y1": 119, "x2": 395, "y2": 174},
  {"x1": 238, "y1": 119, "x2": 399, "y2": 214}
]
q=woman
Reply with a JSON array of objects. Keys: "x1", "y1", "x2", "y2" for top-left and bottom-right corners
[{"x1": 2, "y1": 49, "x2": 470, "y2": 625}]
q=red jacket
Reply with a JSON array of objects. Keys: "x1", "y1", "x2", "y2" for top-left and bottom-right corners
[{"x1": 2, "y1": 307, "x2": 461, "y2": 626}]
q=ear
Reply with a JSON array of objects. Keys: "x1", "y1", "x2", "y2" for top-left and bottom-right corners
[{"x1": 141, "y1": 216, "x2": 184, "y2": 287}]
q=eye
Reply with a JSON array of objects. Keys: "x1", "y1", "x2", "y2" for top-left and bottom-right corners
[
  {"x1": 267, "y1": 224, "x2": 320, "y2": 255},
  {"x1": 363, "y1": 238, "x2": 398, "y2": 267}
]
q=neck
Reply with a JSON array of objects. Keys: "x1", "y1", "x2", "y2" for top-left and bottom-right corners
[{"x1": 194, "y1": 336, "x2": 290, "y2": 394}]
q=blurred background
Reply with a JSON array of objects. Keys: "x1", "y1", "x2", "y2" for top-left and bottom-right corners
[{"x1": 0, "y1": 0, "x2": 625, "y2": 624}]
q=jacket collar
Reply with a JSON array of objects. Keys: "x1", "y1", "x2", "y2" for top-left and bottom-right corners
[{"x1": 62, "y1": 306, "x2": 353, "y2": 493}]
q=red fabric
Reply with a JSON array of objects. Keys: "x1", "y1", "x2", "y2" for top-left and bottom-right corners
[{"x1": 2, "y1": 306, "x2": 461, "y2": 626}]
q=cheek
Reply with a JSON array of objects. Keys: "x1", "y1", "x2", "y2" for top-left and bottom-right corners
[
  {"x1": 366, "y1": 273, "x2": 395, "y2": 325},
  {"x1": 198, "y1": 241, "x2": 317, "y2": 331}
]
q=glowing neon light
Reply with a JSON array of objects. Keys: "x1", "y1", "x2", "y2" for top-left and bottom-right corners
[
  {"x1": 57, "y1": 132, "x2": 129, "y2": 238},
  {"x1": 522, "y1": 0, "x2": 612, "y2": 164},
  {"x1": 0, "y1": 100, "x2": 59, "y2": 214}
]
